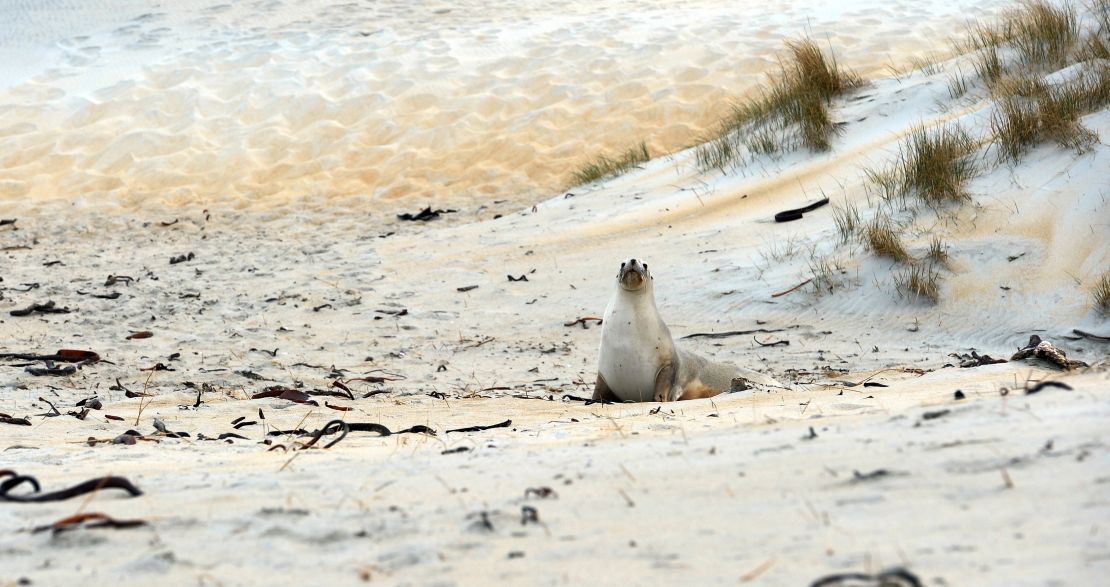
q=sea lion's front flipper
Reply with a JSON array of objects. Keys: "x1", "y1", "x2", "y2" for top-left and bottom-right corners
[
  {"x1": 593, "y1": 373, "x2": 621, "y2": 402},
  {"x1": 653, "y1": 362, "x2": 676, "y2": 402}
]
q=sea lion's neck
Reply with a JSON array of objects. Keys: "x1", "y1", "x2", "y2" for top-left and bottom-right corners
[{"x1": 612, "y1": 287, "x2": 659, "y2": 316}]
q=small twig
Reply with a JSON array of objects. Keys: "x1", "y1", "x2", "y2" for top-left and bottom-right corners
[
  {"x1": 563, "y1": 316, "x2": 603, "y2": 328},
  {"x1": 133, "y1": 369, "x2": 156, "y2": 426},
  {"x1": 682, "y1": 328, "x2": 785, "y2": 340},
  {"x1": 739, "y1": 559, "x2": 775, "y2": 582},
  {"x1": 771, "y1": 278, "x2": 813, "y2": 298}
]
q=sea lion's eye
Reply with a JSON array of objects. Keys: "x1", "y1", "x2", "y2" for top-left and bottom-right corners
[{"x1": 643, "y1": 264, "x2": 648, "y2": 270}]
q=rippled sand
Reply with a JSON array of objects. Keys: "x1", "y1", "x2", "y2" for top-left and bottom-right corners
[{"x1": 1, "y1": 0, "x2": 1004, "y2": 215}]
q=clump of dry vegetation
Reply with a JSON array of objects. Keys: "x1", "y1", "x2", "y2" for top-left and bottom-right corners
[
  {"x1": 571, "y1": 141, "x2": 650, "y2": 186},
  {"x1": 925, "y1": 236, "x2": 950, "y2": 267},
  {"x1": 696, "y1": 38, "x2": 861, "y2": 170},
  {"x1": 961, "y1": 1, "x2": 1079, "y2": 78},
  {"x1": 991, "y1": 64, "x2": 1110, "y2": 161},
  {"x1": 808, "y1": 254, "x2": 846, "y2": 296},
  {"x1": 865, "y1": 124, "x2": 979, "y2": 206},
  {"x1": 894, "y1": 265, "x2": 941, "y2": 303},
  {"x1": 945, "y1": 1, "x2": 1110, "y2": 161},
  {"x1": 863, "y1": 216, "x2": 911, "y2": 262},
  {"x1": 1094, "y1": 272, "x2": 1110, "y2": 315},
  {"x1": 831, "y1": 202, "x2": 861, "y2": 243}
]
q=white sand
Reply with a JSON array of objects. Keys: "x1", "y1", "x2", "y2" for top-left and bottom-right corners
[{"x1": 2, "y1": 0, "x2": 1109, "y2": 585}]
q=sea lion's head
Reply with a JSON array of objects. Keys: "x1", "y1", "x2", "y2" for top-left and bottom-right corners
[{"x1": 617, "y1": 258, "x2": 652, "y2": 292}]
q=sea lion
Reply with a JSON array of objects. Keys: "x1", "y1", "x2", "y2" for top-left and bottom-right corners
[{"x1": 594, "y1": 258, "x2": 778, "y2": 402}]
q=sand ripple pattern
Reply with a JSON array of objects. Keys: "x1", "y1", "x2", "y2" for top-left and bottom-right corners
[{"x1": 0, "y1": 0, "x2": 1001, "y2": 213}]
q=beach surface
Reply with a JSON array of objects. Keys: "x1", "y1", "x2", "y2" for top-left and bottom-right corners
[{"x1": 2, "y1": 0, "x2": 1109, "y2": 585}]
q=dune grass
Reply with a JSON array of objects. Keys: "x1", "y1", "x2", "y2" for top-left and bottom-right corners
[
  {"x1": 696, "y1": 38, "x2": 861, "y2": 170},
  {"x1": 809, "y1": 1, "x2": 1110, "y2": 305},
  {"x1": 571, "y1": 141, "x2": 650, "y2": 186},
  {"x1": 863, "y1": 216, "x2": 911, "y2": 263},
  {"x1": 1080, "y1": 29, "x2": 1110, "y2": 59},
  {"x1": 1095, "y1": 272, "x2": 1110, "y2": 315},
  {"x1": 808, "y1": 255, "x2": 845, "y2": 296},
  {"x1": 956, "y1": 1, "x2": 1087, "y2": 93},
  {"x1": 831, "y1": 202, "x2": 862, "y2": 243},
  {"x1": 961, "y1": 1, "x2": 1078, "y2": 66},
  {"x1": 865, "y1": 124, "x2": 979, "y2": 206},
  {"x1": 894, "y1": 265, "x2": 941, "y2": 303},
  {"x1": 947, "y1": 68, "x2": 971, "y2": 98},
  {"x1": 1010, "y1": 1, "x2": 1078, "y2": 67},
  {"x1": 925, "y1": 236, "x2": 950, "y2": 267},
  {"x1": 991, "y1": 64, "x2": 1110, "y2": 161}
]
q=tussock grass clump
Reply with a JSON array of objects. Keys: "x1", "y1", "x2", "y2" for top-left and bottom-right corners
[
  {"x1": 925, "y1": 237, "x2": 950, "y2": 267},
  {"x1": 958, "y1": 1, "x2": 1084, "y2": 89},
  {"x1": 961, "y1": 1, "x2": 1078, "y2": 67},
  {"x1": 894, "y1": 265, "x2": 941, "y2": 303},
  {"x1": 1094, "y1": 274, "x2": 1110, "y2": 314},
  {"x1": 696, "y1": 38, "x2": 861, "y2": 170},
  {"x1": 973, "y1": 46, "x2": 1005, "y2": 87},
  {"x1": 991, "y1": 65, "x2": 1110, "y2": 161},
  {"x1": 900, "y1": 124, "x2": 979, "y2": 204},
  {"x1": 785, "y1": 39, "x2": 862, "y2": 97},
  {"x1": 571, "y1": 141, "x2": 650, "y2": 186},
  {"x1": 1094, "y1": 272, "x2": 1110, "y2": 315},
  {"x1": 863, "y1": 216, "x2": 911, "y2": 262},
  {"x1": 1009, "y1": 1, "x2": 1079, "y2": 67},
  {"x1": 868, "y1": 124, "x2": 978, "y2": 206},
  {"x1": 948, "y1": 69, "x2": 971, "y2": 98}
]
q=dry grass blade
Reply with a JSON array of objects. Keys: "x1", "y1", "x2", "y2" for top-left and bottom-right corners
[
  {"x1": 956, "y1": 1, "x2": 1089, "y2": 93},
  {"x1": 907, "y1": 53, "x2": 944, "y2": 76},
  {"x1": 695, "y1": 131, "x2": 740, "y2": 171}
]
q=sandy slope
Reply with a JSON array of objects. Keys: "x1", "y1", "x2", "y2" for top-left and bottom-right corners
[{"x1": 2, "y1": 0, "x2": 1110, "y2": 585}]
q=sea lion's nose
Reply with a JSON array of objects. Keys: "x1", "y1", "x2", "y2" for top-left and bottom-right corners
[{"x1": 629, "y1": 258, "x2": 637, "y2": 265}]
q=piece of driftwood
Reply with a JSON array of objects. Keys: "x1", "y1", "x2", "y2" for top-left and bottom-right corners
[{"x1": 1010, "y1": 335, "x2": 1088, "y2": 370}]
